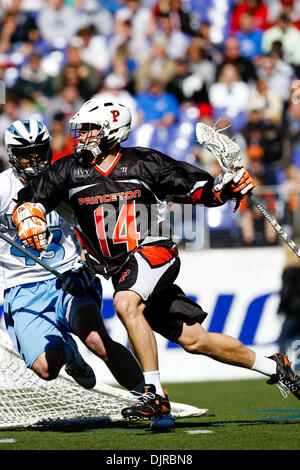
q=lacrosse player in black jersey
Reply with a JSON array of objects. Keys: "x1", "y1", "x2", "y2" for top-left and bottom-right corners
[{"x1": 13, "y1": 99, "x2": 300, "y2": 425}]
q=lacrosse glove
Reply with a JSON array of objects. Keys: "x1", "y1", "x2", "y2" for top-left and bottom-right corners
[
  {"x1": 213, "y1": 167, "x2": 255, "y2": 211},
  {"x1": 56, "y1": 260, "x2": 96, "y2": 297},
  {"x1": 12, "y1": 202, "x2": 53, "y2": 252}
]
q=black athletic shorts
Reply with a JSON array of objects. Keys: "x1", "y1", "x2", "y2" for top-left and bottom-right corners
[
  {"x1": 144, "y1": 284, "x2": 208, "y2": 343},
  {"x1": 112, "y1": 243, "x2": 207, "y2": 343}
]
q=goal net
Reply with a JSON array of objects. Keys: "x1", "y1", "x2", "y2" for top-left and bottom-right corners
[{"x1": 0, "y1": 328, "x2": 207, "y2": 428}]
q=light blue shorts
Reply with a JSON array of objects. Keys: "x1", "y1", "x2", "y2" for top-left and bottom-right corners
[{"x1": 3, "y1": 277, "x2": 102, "y2": 368}]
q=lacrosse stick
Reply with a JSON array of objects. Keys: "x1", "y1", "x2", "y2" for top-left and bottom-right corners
[
  {"x1": 196, "y1": 122, "x2": 300, "y2": 259},
  {"x1": 0, "y1": 231, "x2": 64, "y2": 280}
]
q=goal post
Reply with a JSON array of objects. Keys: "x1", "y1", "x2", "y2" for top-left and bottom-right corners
[{"x1": 0, "y1": 328, "x2": 207, "y2": 428}]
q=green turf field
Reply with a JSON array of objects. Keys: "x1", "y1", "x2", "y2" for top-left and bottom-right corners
[{"x1": 0, "y1": 378, "x2": 299, "y2": 452}]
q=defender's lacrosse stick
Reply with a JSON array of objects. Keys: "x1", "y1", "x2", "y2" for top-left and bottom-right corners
[
  {"x1": 0, "y1": 231, "x2": 64, "y2": 280},
  {"x1": 196, "y1": 122, "x2": 300, "y2": 259}
]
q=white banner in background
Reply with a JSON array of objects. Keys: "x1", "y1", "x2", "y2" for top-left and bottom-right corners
[{"x1": 0, "y1": 247, "x2": 286, "y2": 384}]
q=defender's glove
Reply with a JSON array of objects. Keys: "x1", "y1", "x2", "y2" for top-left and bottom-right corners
[
  {"x1": 213, "y1": 167, "x2": 255, "y2": 211},
  {"x1": 56, "y1": 260, "x2": 95, "y2": 297},
  {"x1": 12, "y1": 202, "x2": 52, "y2": 252}
]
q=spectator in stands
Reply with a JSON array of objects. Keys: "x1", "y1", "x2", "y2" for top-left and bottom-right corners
[
  {"x1": 262, "y1": 13, "x2": 300, "y2": 66},
  {"x1": 267, "y1": 0, "x2": 300, "y2": 30},
  {"x1": 155, "y1": 12, "x2": 191, "y2": 61},
  {"x1": 166, "y1": 58, "x2": 210, "y2": 107},
  {"x1": 15, "y1": 19, "x2": 52, "y2": 59},
  {"x1": 0, "y1": 94, "x2": 20, "y2": 169},
  {"x1": 50, "y1": 64, "x2": 80, "y2": 91},
  {"x1": 285, "y1": 81, "x2": 300, "y2": 166},
  {"x1": 80, "y1": 0, "x2": 114, "y2": 37},
  {"x1": 152, "y1": 0, "x2": 194, "y2": 35},
  {"x1": 50, "y1": 111, "x2": 67, "y2": 134},
  {"x1": 208, "y1": 63, "x2": 249, "y2": 130},
  {"x1": 51, "y1": 130, "x2": 73, "y2": 163},
  {"x1": 46, "y1": 84, "x2": 85, "y2": 131},
  {"x1": 136, "y1": 78, "x2": 179, "y2": 128},
  {"x1": 111, "y1": 48, "x2": 135, "y2": 89},
  {"x1": 0, "y1": 12, "x2": 25, "y2": 53},
  {"x1": 12, "y1": 51, "x2": 50, "y2": 99},
  {"x1": 261, "y1": 118, "x2": 289, "y2": 166},
  {"x1": 114, "y1": 0, "x2": 156, "y2": 41},
  {"x1": 230, "y1": 0, "x2": 269, "y2": 33},
  {"x1": 186, "y1": 43, "x2": 216, "y2": 88},
  {"x1": 109, "y1": 19, "x2": 150, "y2": 69},
  {"x1": 217, "y1": 36, "x2": 257, "y2": 83},
  {"x1": 0, "y1": 94, "x2": 20, "y2": 138},
  {"x1": 244, "y1": 100, "x2": 289, "y2": 167},
  {"x1": 256, "y1": 51, "x2": 295, "y2": 103},
  {"x1": 72, "y1": 25, "x2": 111, "y2": 74},
  {"x1": 238, "y1": 153, "x2": 278, "y2": 246},
  {"x1": 235, "y1": 12, "x2": 263, "y2": 60},
  {"x1": 36, "y1": 0, "x2": 86, "y2": 49},
  {"x1": 50, "y1": 45, "x2": 102, "y2": 100},
  {"x1": 134, "y1": 35, "x2": 176, "y2": 93},
  {"x1": 247, "y1": 77, "x2": 283, "y2": 122},
  {"x1": 0, "y1": 1, "x2": 37, "y2": 53},
  {"x1": 278, "y1": 0, "x2": 300, "y2": 29},
  {"x1": 192, "y1": 22, "x2": 223, "y2": 65},
  {"x1": 169, "y1": 0, "x2": 195, "y2": 35}
]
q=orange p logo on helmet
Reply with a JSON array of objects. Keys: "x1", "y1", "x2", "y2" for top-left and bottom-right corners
[{"x1": 111, "y1": 110, "x2": 120, "y2": 122}]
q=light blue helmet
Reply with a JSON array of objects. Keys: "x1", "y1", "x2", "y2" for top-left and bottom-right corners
[{"x1": 5, "y1": 119, "x2": 52, "y2": 180}]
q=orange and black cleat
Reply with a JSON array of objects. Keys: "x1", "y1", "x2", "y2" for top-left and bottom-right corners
[
  {"x1": 121, "y1": 384, "x2": 171, "y2": 421},
  {"x1": 267, "y1": 353, "x2": 300, "y2": 400}
]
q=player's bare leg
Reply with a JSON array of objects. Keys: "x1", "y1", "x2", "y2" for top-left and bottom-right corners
[
  {"x1": 177, "y1": 322, "x2": 256, "y2": 368},
  {"x1": 31, "y1": 341, "x2": 95, "y2": 389},
  {"x1": 114, "y1": 290, "x2": 171, "y2": 420},
  {"x1": 70, "y1": 302, "x2": 144, "y2": 391},
  {"x1": 113, "y1": 290, "x2": 159, "y2": 373},
  {"x1": 177, "y1": 322, "x2": 300, "y2": 400},
  {"x1": 32, "y1": 349, "x2": 65, "y2": 381}
]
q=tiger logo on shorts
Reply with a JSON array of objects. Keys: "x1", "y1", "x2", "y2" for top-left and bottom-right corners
[{"x1": 119, "y1": 269, "x2": 131, "y2": 282}]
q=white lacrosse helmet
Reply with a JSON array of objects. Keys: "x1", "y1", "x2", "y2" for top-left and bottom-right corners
[
  {"x1": 69, "y1": 99, "x2": 132, "y2": 164},
  {"x1": 5, "y1": 119, "x2": 52, "y2": 180}
]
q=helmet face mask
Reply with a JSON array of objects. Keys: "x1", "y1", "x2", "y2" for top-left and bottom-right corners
[
  {"x1": 70, "y1": 100, "x2": 132, "y2": 164},
  {"x1": 5, "y1": 119, "x2": 52, "y2": 181}
]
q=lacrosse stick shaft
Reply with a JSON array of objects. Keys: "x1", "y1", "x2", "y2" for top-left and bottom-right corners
[
  {"x1": 248, "y1": 192, "x2": 300, "y2": 258},
  {"x1": 0, "y1": 231, "x2": 64, "y2": 280}
]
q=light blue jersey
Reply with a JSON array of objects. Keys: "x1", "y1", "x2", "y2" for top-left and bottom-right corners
[
  {"x1": 0, "y1": 167, "x2": 103, "y2": 368},
  {"x1": 0, "y1": 168, "x2": 81, "y2": 290}
]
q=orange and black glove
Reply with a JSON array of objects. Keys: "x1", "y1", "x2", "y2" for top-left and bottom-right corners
[
  {"x1": 212, "y1": 167, "x2": 256, "y2": 212},
  {"x1": 12, "y1": 202, "x2": 52, "y2": 252}
]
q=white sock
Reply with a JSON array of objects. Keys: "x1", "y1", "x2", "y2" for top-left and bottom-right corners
[
  {"x1": 143, "y1": 371, "x2": 165, "y2": 397},
  {"x1": 251, "y1": 353, "x2": 277, "y2": 377}
]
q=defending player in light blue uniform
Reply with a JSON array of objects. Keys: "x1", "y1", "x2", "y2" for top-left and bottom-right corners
[{"x1": 1, "y1": 119, "x2": 144, "y2": 392}]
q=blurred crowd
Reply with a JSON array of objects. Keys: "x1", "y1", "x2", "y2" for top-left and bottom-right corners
[{"x1": 0, "y1": 0, "x2": 300, "y2": 247}]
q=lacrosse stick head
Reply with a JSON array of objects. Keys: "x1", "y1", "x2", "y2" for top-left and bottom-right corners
[{"x1": 196, "y1": 122, "x2": 242, "y2": 173}]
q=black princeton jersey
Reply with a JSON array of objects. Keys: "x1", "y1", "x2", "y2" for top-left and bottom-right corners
[{"x1": 17, "y1": 146, "x2": 218, "y2": 276}]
